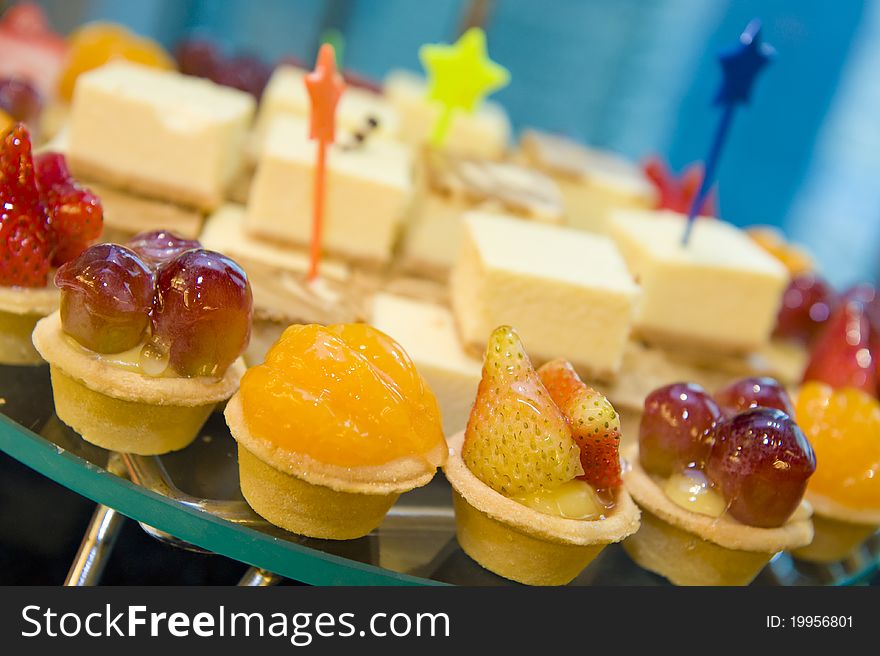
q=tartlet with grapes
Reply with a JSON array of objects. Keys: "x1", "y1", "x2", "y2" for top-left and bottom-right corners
[
  {"x1": 622, "y1": 378, "x2": 815, "y2": 585},
  {"x1": 0, "y1": 123, "x2": 102, "y2": 364},
  {"x1": 224, "y1": 323, "x2": 447, "y2": 540},
  {"x1": 31, "y1": 230, "x2": 252, "y2": 454},
  {"x1": 443, "y1": 326, "x2": 640, "y2": 586},
  {"x1": 790, "y1": 289, "x2": 880, "y2": 563}
]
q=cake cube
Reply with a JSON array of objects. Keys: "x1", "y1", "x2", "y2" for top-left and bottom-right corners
[
  {"x1": 246, "y1": 115, "x2": 413, "y2": 264},
  {"x1": 520, "y1": 130, "x2": 656, "y2": 234},
  {"x1": 67, "y1": 61, "x2": 255, "y2": 210},
  {"x1": 370, "y1": 293, "x2": 482, "y2": 436},
  {"x1": 609, "y1": 210, "x2": 788, "y2": 353},
  {"x1": 384, "y1": 70, "x2": 510, "y2": 160},
  {"x1": 451, "y1": 211, "x2": 640, "y2": 378},
  {"x1": 251, "y1": 65, "x2": 399, "y2": 159},
  {"x1": 400, "y1": 148, "x2": 564, "y2": 277}
]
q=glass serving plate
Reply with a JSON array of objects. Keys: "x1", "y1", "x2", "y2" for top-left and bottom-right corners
[{"x1": 0, "y1": 364, "x2": 877, "y2": 586}]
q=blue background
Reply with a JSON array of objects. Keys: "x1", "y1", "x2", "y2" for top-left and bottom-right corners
[{"x1": 31, "y1": 0, "x2": 880, "y2": 287}]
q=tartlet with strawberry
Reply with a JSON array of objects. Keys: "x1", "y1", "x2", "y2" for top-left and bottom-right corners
[
  {"x1": 32, "y1": 231, "x2": 251, "y2": 454},
  {"x1": 791, "y1": 288, "x2": 880, "y2": 563},
  {"x1": 225, "y1": 323, "x2": 447, "y2": 540},
  {"x1": 623, "y1": 378, "x2": 815, "y2": 585},
  {"x1": 444, "y1": 326, "x2": 640, "y2": 586},
  {"x1": 0, "y1": 123, "x2": 102, "y2": 364}
]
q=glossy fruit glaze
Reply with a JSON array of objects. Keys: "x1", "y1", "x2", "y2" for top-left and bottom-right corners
[
  {"x1": 239, "y1": 323, "x2": 444, "y2": 468},
  {"x1": 639, "y1": 379, "x2": 813, "y2": 528}
]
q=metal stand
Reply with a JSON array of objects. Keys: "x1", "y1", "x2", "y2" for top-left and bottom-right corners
[
  {"x1": 64, "y1": 503, "x2": 125, "y2": 586},
  {"x1": 237, "y1": 567, "x2": 283, "y2": 586}
]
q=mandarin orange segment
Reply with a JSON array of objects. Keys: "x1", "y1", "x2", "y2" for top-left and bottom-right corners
[
  {"x1": 795, "y1": 381, "x2": 880, "y2": 511},
  {"x1": 748, "y1": 227, "x2": 814, "y2": 276},
  {"x1": 240, "y1": 324, "x2": 444, "y2": 468},
  {"x1": 58, "y1": 22, "x2": 174, "y2": 101}
]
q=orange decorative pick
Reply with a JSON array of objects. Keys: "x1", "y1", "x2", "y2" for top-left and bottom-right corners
[{"x1": 304, "y1": 43, "x2": 345, "y2": 281}]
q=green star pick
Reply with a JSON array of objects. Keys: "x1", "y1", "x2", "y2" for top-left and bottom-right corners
[{"x1": 419, "y1": 27, "x2": 510, "y2": 146}]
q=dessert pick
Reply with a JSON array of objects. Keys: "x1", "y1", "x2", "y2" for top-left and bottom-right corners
[
  {"x1": 682, "y1": 19, "x2": 774, "y2": 245},
  {"x1": 303, "y1": 43, "x2": 345, "y2": 281},
  {"x1": 419, "y1": 27, "x2": 509, "y2": 147},
  {"x1": 643, "y1": 156, "x2": 716, "y2": 216}
]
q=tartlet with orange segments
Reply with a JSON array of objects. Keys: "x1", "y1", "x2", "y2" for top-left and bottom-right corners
[{"x1": 225, "y1": 323, "x2": 448, "y2": 540}]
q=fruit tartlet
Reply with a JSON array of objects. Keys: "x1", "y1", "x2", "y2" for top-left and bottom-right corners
[
  {"x1": 224, "y1": 323, "x2": 447, "y2": 540},
  {"x1": 444, "y1": 326, "x2": 640, "y2": 586},
  {"x1": 623, "y1": 378, "x2": 815, "y2": 585},
  {"x1": 31, "y1": 231, "x2": 251, "y2": 454},
  {"x1": 791, "y1": 290, "x2": 880, "y2": 563},
  {"x1": 0, "y1": 123, "x2": 102, "y2": 364}
]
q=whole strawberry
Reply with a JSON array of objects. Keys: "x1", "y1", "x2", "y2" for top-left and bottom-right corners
[
  {"x1": 539, "y1": 359, "x2": 623, "y2": 491},
  {"x1": 0, "y1": 123, "x2": 51, "y2": 287},
  {"x1": 35, "y1": 151, "x2": 102, "y2": 266}
]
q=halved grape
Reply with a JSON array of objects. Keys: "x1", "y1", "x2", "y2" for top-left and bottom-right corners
[
  {"x1": 0, "y1": 77, "x2": 42, "y2": 124},
  {"x1": 774, "y1": 273, "x2": 835, "y2": 344},
  {"x1": 152, "y1": 249, "x2": 252, "y2": 377},
  {"x1": 714, "y1": 377, "x2": 795, "y2": 417},
  {"x1": 55, "y1": 244, "x2": 154, "y2": 353},
  {"x1": 639, "y1": 383, "x2": 722, "y2": 477},
  {"x1": 127, "y1": 230, "x2": 200, "y2": 269},
  {"x1": 706, "y1": 408, "x2": 815, "y2": 528}
]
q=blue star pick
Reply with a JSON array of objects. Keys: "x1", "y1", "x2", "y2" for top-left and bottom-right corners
[
  {"x1": 715, "y1": 19, "x2": 776, "y2": 106},
  {"x1": 683, "y1": 19, "x2": 776, "y2": 245}
]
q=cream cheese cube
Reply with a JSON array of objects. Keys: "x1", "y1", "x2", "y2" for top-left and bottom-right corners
[
  {"x1": 67, "y1": 61, "x2": 255, "y2": 210},
  {"x1": 451, "y1": 211, "x2": 640, "y2": 379},
  {"x1": 400, "y1": 148, "x2": 564, "y2": 277},
  {"x1": 520, "y1": 130, "x2": 656, "y2": 234},
  {"x1": 609, "y1": 210, "x2": 788, "y2": 353},
  {"x1": 384, "y1": 70, "x2": 510, "y2": 160},
  {"x1": 251, "y1": 65, "x2": 399, "y2": 159},
  {"x1": 370, "y1": 293, "x2": 482, "y2": 436},
  {"x1": 246, "y1": 115, "x2": 413, "y2": 264}
]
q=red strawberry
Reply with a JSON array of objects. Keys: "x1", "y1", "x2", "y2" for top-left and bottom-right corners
[
  {"x1": 35, "y1": 151, "x2": 102, "y2": 266},
  {"x1": 0, "y1": 122, "x2": 51, "y2": 286},
  {"x1": 842, "y1": 284, "x2": 880, "y2": 397},
  {"x1": 538, "y1": 359, "x2": 622, "y2": 491},
  {"x1": 802, "y1": 297, "x2": 877, "y2": 397}
]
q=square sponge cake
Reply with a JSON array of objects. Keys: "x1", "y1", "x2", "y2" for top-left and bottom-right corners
[
  {"x1": 451, "y1": 211, "x2": 640, "y2": 379},
  {"x1": 609, "y1": 209, "x2": 788, "y2": 353},
  {"x1": 246, "y1": 115, "x2": 413, "y2": 265},
  {"x1": 67, "y1": 61, "x2": 255, "y2": 211}
]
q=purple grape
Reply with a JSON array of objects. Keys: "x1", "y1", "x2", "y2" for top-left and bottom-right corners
[{"x1": 706, "y1": 408, "x2": 815, "y2": 528}]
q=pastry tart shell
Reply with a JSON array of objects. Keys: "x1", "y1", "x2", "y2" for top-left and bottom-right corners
[
  {"x1": 0, "y1": 286, "x2": 59, "y2": 365},
  {"x1": 444, "y1": 431, "x2": 641, "y2": 585},
  {"x1": 622, "y1": 445, "x2": 814, "y2": 585},
  {"x1": 225, "y1": 393, "x2": 446, "y2": 540},
  {"x1": 792, "y1": 492, "x2": 880, "y2": 564},
  {"x1": 32, "y1": 313, "x2": 244, "y2": 455}
]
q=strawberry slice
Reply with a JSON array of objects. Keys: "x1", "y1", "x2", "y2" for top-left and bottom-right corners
[
  {"x1": 0, "y1": 122, "x2": 51, "y2": 287},
  {"x1": 35, "y1": 151, "x2": 103, "y2": 266},
  {"x1": 803, "y1": 296, "x2": 877, "y2": 397},
  {"x1": 538, "y1": 359, "x2": 622, "y2": 490},
  {"x1": 462, "y1": 326, "x2": 582, "y2": 497}
]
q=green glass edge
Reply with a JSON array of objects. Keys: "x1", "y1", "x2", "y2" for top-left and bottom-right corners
[{"x1": 0, "y1": 414, "x2": 444, "y2": 586}]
